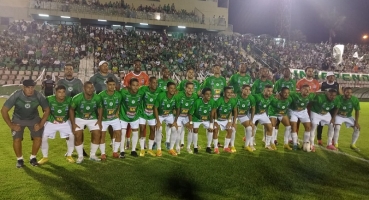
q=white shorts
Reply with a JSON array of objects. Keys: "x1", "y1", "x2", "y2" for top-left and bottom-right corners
[
  {"x1": 139, "y1": 117, "x2": 156, "y2": 126},
  {"x1": 102, "y1": 119, "x2": 122, "y2": 131},
  {"x1": 120, "y1": 119, "x2": 140, "y2": 129},
  {"x1": 310, "y1": 112, "x2": 331, "y2": 126},
  {"x1": 289, "y1": 109, "x2": 311, "y2": 123},
  {"x1": 75, "y1": 118, "x2": 99, "y2": 131},
  {"x1": 177, "y1": 116, "x2": 189, "y2": 127},
  {"x1": 43, "y1": 120, "x2": 72, "y2": 139},
  {"x1": 216, "y1": 120, "x2": 231, "y2": 131},
  {"x1": 269, "y1": 115, "x2": 283, "y2": 121},
  {"x1": 238, "y1": 115, "x2": 250, "y2": 124},
  {"x1": 335, "y1": 115, "x2": 355, "y2": 128},
  {"x1": 193, "y1": 121, "x2": 210, "y2": 129},
  {"x1": 253, "y1": 113, "x2": 271, "y2": 124},
  {"x1": 158, "y1": 114, "x2": 174, "y2": 125}
]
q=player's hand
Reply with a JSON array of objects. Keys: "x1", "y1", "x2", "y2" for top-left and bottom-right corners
[
  {"x1": 172, "y1": 121, "x2": 179, "y2": 130},
  {"x1": 275, "y1": 93, "x2": 280, "y2": 99},
  {"x1": 34, "y1": 123, "x2": 43, "y2": 132},
  {"x1": 72, "y1": 124, "x2": 80, "y2": 135},
  {"x1": 226, "y1": 122, "x2": 233, "y2": 129},
  {"x1": 187, "y1": 124, "x2": 193, "y2": 132},
  {"x1": 207, "y1": 128, "x2": 213, "y2": 132},
  {"x1": 95, "y1": 120, "x2": 102, "y2": 130},
  {"x1": 232, "y1": 123, "x2": 237, "y2": 129},
  {"x1": 354, "y1": 122, "x2": 360, "y2": 131},
  {"x1": 330, "y1": 118, "x2": 335, "y2": 125},
  {"x1": 156, "y1": 122, "x2": 162, "y2": 131},
  {"x1": 10, "y1": 123, "x2": 21, "y2": 132},
  {"x1": 249, "y1": 121, "x2": 254, "y2": 127}
]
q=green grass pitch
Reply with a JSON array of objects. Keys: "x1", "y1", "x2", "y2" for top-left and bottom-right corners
[{"x1": 0, "y1": 98, "x2": 369, "y2": 199}]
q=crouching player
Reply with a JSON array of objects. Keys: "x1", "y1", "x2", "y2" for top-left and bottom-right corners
[
  {"x1": 39, "y1": 85, "x2": 75, "y2": 164},
  {"x1": 333, "y1": 87, "x2": 361, "y2": 151}
]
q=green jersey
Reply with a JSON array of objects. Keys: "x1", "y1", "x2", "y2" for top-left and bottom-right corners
[
  {"x1": 236, "y1": 94, "x2": 256, "y2": 117},
  {"x1": 47, "y1": 95, "x2": 72, "y2": 123},
  {"x1": 268, "y1": 97, "x2": 293, "y2": 116},
  {"x1": 154, "y1": 92, "x2": 176, "y2": 116},
  {"x1": 89, "y1": 73, "x2": 120, "y2": 94},
  {"x1": 4, "y1": 90, "x2": 49, "y2": 120},
  {"x1": 157, "y1": 78, "x2": 174, "y2": 91},
  {"x1": 120, "y1": 89, "x2": 144, "y2": 122},
  {"x1": 215, "y1": 97, "x2": 237, "y2": 121},
  {"x1": 139, "y1": 86, "x2": 164, "y2": 120},
  {"x1": 311, "y1": 94, "x2": 338, "y2": 115},
  {"x1": 289, "y1": 92, "x2": 315, "y2": 111},
  {"x1": 98, "y1": 90, "x2": 122, "y2": 121},
  {"x1": 175, "y1": 91, "x2": 198, "y2": 117},
  {"x1": 177, "y1": 79, "x2": 201, "y2": 92},
  {"x1": 190, "y1": 98, "x2": 216, "y2": 122},
  {"x1": 336, "y1": 95, "x2": 360, "y2": 117},
  {"x1": 253, "y1": 94, "x2": 274, "y2": 115},
  {"x1": 251, "y1": 79, "x2": 273, "y2": 94},
  {"x1": 57, "y1": 78, "x2": 83, "y2": 97},
  {"x1": 71, "y1": 93, "x2": 102, "y2": 120},
  {"x1": 228, "y1": 73, "x2": 252, "y2": 94},
  {"x1": 273, "y1": 78, "x2": 296, "y2": 93},
  {"x1": 202, "y1": 76, "x2": 227, "y2": 99}
]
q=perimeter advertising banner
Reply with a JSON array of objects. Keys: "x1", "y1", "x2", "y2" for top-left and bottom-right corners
[{"x1": 289, "y1": 69, "x2": 369, "y2": 82}]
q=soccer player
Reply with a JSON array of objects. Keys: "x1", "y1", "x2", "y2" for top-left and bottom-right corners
[
  {"x1": 89, "y1": 60, "x2": 121, "y2": 93},
  {"x1": 173, "y1": 82, "x2": 198, "y2": 154},
  {"x1": 268, "y1": 87, "x2": 293, "y2": 150},
  {"x1": 202, "y1": 64, "x2": 227, "y2": 101},
  {"x1": 1, "y1": 79, "x2": 50, "y2": 168},
  {"x1": 296, "y1": 66, "x2": 320, "y2": 92},
  {"x1": 309, "y1": 89, "x2": 338, "y2": 152},
  {"x1": 333, "y1": 87, "x2": 360, "y2": 151},
  {"x1": 317, "y1": 72, "x2": 342, "y2": 145},
  {"x1": 188, "y1": 88, "x2": 216, "y2": 154},
  {"x1": 213, "y1": 86, "x2": 238, "y2": 153},
  {"x1": 154, "y1": 82, "x2": 177, "y2": 156},
  {"x1": 98, "y1": 77, "x2": 122, "y2": 160},
  {"x1": 119, "y1": 78, "x2": 144, "y2": 158},
  {"x1": 236, "y1": 85, "x2": 255, "y2": 152},
  {"x1": 251, "y1": 67, "x2": 273, "y2": 94},
  {"x1": 57, "y1": 64, "x2": 83, "y2": 98},
  {"x1": 42, "y1": 75, "x2": 55, "y2": 97},
  {"x1": 138, "y1": 76, "x2": 163, "y2": 157},
  {"x1": 228, "y1": 63, "x2": 252, "y2": 95},
  {"x1": 69, "y1": 81, "x2": 103, "y2": 163},
  {"x1": 252, "y1": 85, "x2": 275, "y2": 150},
  {"x1": 289, "y1": 84, "x2": 315, "y2": 150},
  {"x1": 38, "y1": 85, "x2": 74, "y2": 164},
  {"x1": 157, "y1": 67, "x2": 174, "y2": 91},
  {"x1": 177, "y1": 68, "x2": 201, "y2": 94}
]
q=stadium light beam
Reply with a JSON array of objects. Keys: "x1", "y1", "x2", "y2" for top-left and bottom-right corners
[
  {"x1": 140, "y1": 23, "x2": 148, "y2": 26},
  {"x1": 125, "y1": 25, "x2": 132, "y2": 28},
  {"x1": 112, "y1": 25, "x2": 120, "y2": 27},
  {"x1": 61, "y1": 16, "x2": 70, "y2": 19},
  {"x1": 38, "y1": 14, "x2": 49, "y2": 17},
  {"x1": 98, "y1": 19, "x2": 107, "y2": 22},
  {"x1": 178, "y1": 26, "x2": 186, "y2": 29},
  {"x1": 363, "y1": 35, "x2": 368, "y2": 39}
]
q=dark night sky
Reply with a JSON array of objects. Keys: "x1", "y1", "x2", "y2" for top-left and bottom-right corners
[{"x1": 228, "y1": 0, "x2": 369, "y2": 43}]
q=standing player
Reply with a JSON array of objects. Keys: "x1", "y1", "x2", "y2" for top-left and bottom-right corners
[
  {"x1": 157, "y1": 67, "x2": 174, "y2": 91},
  {"x1": 119, "y1": 78, "x2": 144, "y2": 158},
  {"x1": 154, "y1": 82, "x2": 177, "y2": 156},
  {"x1": 309, "y1": 89, "x2": 338, "y2": 152},
  {"x1": 69, "y1": 81, "x2": 103, "y2": 163},
  {"x1": 42, "y1": 75, "x2": 55, "y2": 97},
  {"x1": 228, "y1": 63, "x2": 252, "y2": 95},
  {"x1": 1, "y1": 80, "x2": 50, "y2": 168},
  {"x1": 138, "y1": 77, "x2": 163, "y2": 157},
  {"x1": 333, "y1": 87, "x2": 360, "y2": 151},
  {"x1": 317, "y1": 72, "x2": 341, "y2": 145},
  {"x1": 98, "y1": 77, "x2": 122, "y2": 160},
  {"x1": 202, "y1": 65, "x2": 227, "y2": 101},
  {"x1": 188, "y1": 88, "x2": 216, "y2": 154},
  {"x1": 173, "y1": 82, "x2": 198, "y2": 154},
  {"x1": 213, "y1": 87, "x2": 238, "y2": 153},
  {"x1": 38, "y1": 85, "x2": 75, "y2": 164},
  {"x1": 289, "y1": 85, "x2": 315, "y2": 150},
  {"x1": 296, "y1": 66, "x2": 320, "y2": 92},
  {"x1": 251, "y1": 67, "x2": 273, "y2": 94}
]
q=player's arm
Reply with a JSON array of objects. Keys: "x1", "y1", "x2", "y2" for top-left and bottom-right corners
[
  {"x1": 154, "y1": 97, "x2": 161, "y2": 129},
  {"x1": 41, "y1": 81, "x2": 45, "y2": 90},
  {"x1": 36, "y1": 94, "x2": 51, "y2": 131},
  {"x1": 250, "y1": 96, "x2": 256, "y2": 125},
  {"x1": 113, "y1": 75, "x2": 121, "y2": 91},
  {"x1": 1, "y1": 93, "x2": 18, "y2": 130},
  {"x1": 188, "y1": 101, "x2": 196, "y2": 131},
  {"x1": 97, "y1": 97, "x2": 103, "y2": 130},
  {"x1": 354, "y1": 100, "x2": 360, "y2": 130},
  {"x1": 173, "y1": 95, "x2": 180, "y2": 129},
  {"x1": 231, "y1": 106, "x2": 237, "y2": 128},
  {"x1": 69, "y1": 100, "x2": 78, "y2": 132}
]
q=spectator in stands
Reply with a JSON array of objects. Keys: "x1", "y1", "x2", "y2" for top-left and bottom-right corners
[{"x1": 42, "y1": 75, "x2": 55, "y2": 97}]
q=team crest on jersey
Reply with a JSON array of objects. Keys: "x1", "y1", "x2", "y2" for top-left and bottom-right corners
[
  {"x1": 25, "y1": 103, "x2": 30, "y2": 109},
  {"x1": 185, "y1": 103, "x2": 188, "y2": 106},
  {"x1": 282, "y1": 106, "x2": 285, "y2": 109},
  {"x1": 326, "y1": 107, "x2": 329, "y2": 110},
  {"x1": 86, "y1": 106, "x2": 90, "y2": 110},
  {"x1": 216, "y1": 83, "x2": 219, "y2": 86},
  {"x1": 149, "y1": 98, "x2": 153, "y2": 102},
  {"x1": 224, "y1": 109, "x2": 227, "y2": 112},
  {"x1": 242, "y1": 104, "x2": 245, "y2": 107},
  {"x1": 57, "y1": 110, "x2": 62, "y2": 113},
  {"x1": 263, "y1": 105, "x2": 267, "y2": 108},
  {"x1": 204, "y1": 110, "x2": 207, "y2": 113},
  {"x1": 301, "y1": 103, "x2": 304, "y2": 106},
  {"x1": 68, "y1": 87, "x2": 73, "y2": 92},
  {"x1": 167, "y1": 104, "x2": 170, "y2": 108},
  {"x1": 109, "y1": 102, "x2": 113, "y2": 106},
  {"x1": 132, "y1": 100, "x2": 135, "y2": 104},
  {"x1": 343, "y1": 106, "x2": 346, "y2": 110}
]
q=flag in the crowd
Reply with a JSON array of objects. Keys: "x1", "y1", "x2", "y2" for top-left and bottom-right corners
[
  {"x1": 353, "y1": 52, "x2": 364, "y2": 61},
  {"x1": 333, "y1": 44, "x2": 344, "y2": 64}
]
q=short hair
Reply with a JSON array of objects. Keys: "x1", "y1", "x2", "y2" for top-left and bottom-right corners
[
  {"x1": 65, "y1": 63, "x2": 73, "y2": 68},
  {"x1": 224, "y1": 86, "x2": 233, "y2": 92},
  {"x1": 133, "y1": 59, "x2": 141, "y2": 64},
  {"x1": 162, "y1": 67, "x2": 168, "y2": 72},
  {"x1": 242, "y1": 84, "x2": 251, "y2": 90},
  {"x1": 264, "y1": 84, "x2": 273, "y2": 89},
  {"x1": 84, "y1": 81, "x2": 93, "y2": 87},
  {"x1": 187, "y1": 67, "x2": 194, "y2": 71},
  {"x1": 305, "y1": 66, "x2": 314, "y2": 72},
  {"x1": 129, "y1": 78, "x2": 139, "y2": 85},
  {"x1": 185, "y1": 82, "x2": 194, "y2": 88},
  {"x1": 149, "y1": 76, "x2": 156, "y2": 82},
  {"x1": 344, "y1": 87, "x2": 352, "y2": 92},
  {"x1": 301, "y1": 84, "x2": 310, "y2": 89},
  {"x1": 281, "y1": 87, "x2": 290, "y2": 93},
  {"x1": 46, "y1": 75, "x2": 51, "y2": 79},
  {"x1": 55, "y1": 85, "x2": 66, "y2": 91},
  {"x1": 106, "y1": 77, "x2": 116, "y2": 84},
  {"x1": 167, "y1": 81, "x2": 176, "y2": 88},
  {"x1": 327, "y1": 89, "x2": 337, "y2": 93},
  {"x1": 213, "y1": 64, "x2": 220, "y2": 68},
  {"x1": 202, "y1": 87, "x2": 212, "y2": 95}
]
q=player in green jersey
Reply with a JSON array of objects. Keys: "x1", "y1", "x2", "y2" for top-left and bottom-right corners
[
  {"x1": 158, "y1": 67, "x2": 174, "y2": 91},
  {"x1": 268, "y1": 87, "x2": 293, "y2": 150},
  {"x1": 228, "y1": 63, "x2": 253, "y2": 95},
  {"x1": 188, "y1": 88, "x2": 216, "y2": 154},
  {"x1": 38, "y1": 85, "x2": 74, "y2": 165},
  {"x1": 237, "y1": 85, "x2": 256, "y2": 152},
  {"x1": 154, "y1": 82, "x2": 177, "y2": 156},
  {"x1": 173, "y1": 82, "x2": 198, "y2": 154},
  {"x1": 213, "y1": 87, "x2": 238, "y2": 153},
  {"x1": 98, "y1": 77, "x2": 122, "y2": 160},
  {"x1": 177, "y1": 68, "x2": 201, "y2": 95},
  {"x1": 273, "y1": 68, "x2": 296, "y2": 93},
  {"x1": 202, "y1": 65, "x2": 227, "y2": 100},
  {"x1": 309, "y1": 89, "x2": 338, "y2": 152},
  {"x1": 251, "y1": 67, "x2": 273, "y2": 94},
  {"x1": 252, "y1": 85, "x2": 275, "y2": 150},
  {"x1": 119, "y1": 78, "x2": 144, "y2": 158},
  {"x1": 289, "y1": 84, "x2": 315, "y2": 150},
  {"x1": 1, "y1": 79, "x2": 50, "y2": 168},
  {"x1": 333, "y1": 87, "x2": 361, "y2": 151},
  {"x1": 138, "y1": 77, "x2": 163, "y2": 157},
  {"x1": 69, "y1": 81, "x2": 103, "y2": 163}
]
